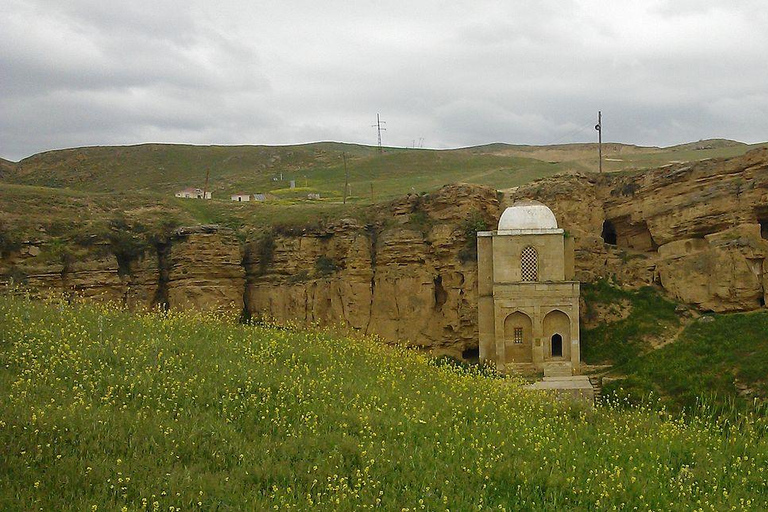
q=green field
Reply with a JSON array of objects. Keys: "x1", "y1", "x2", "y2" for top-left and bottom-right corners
[
  {"x1": 4, "y1": 139, "x2": 766, "y2": 203},
  {"x1": 3, "y1": 138, "x2": 766, "y2": 247},
  {"x1": 1, "y1": 294, "x2": 767, "y2": 510},
  {"x1": 604, "y1": 310, "x2": 768, "y2": 411}
]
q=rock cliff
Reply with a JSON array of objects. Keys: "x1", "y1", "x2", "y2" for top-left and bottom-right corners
[
  {"x1": 244, "y1": 184, "x2": 500, "y2": 357},
  {"x1": 2, "y1": 149, "x2": 767, "y2": 355},
  {"x1": 3, "y1": 226, "x2": 245, "y2": 313},
  {"x1": 504, "y1": 147, "x2": 768, "y2": 312}
]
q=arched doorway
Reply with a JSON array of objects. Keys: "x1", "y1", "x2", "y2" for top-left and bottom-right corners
[
  {"x1": 551, "y1": 333, "x2": 563, "y2": 357},
  {"x1": 543, "y1": 310, "x2": 571, "y2": 360},
  {"x1": 504, "y1": 311, "x2": 533, "y2": 363}
]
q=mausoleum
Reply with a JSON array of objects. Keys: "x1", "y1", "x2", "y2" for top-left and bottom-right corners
[{"x1": 477, "y1": 200, "x2": 580, "y2": 376}]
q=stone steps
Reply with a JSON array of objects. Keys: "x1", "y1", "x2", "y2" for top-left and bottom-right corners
[
  {"x1": 543, "y1": 361, "x2": 573, "y2": 378},
  {"x1": 588, "y1": 376, "x2": 603, "y2": 403}
]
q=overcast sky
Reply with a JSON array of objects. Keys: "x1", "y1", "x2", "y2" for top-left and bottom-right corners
[{"x1": 2, "y1": 0, "x2": 767, "y2": 161}]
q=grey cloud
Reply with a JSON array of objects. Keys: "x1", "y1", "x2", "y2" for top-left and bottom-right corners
[{"x1": 1, "y1": 0, "x2": 767, "y2": 160}]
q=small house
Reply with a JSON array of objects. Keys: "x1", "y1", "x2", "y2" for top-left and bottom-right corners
[
  {"x1": 175, "y1": 187, "x2": 211, "y2": 199},
  {"x1": 231, "y1": 193, "x2": 251, "y2": 202}
]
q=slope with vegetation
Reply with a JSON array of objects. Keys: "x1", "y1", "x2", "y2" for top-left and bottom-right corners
[
  {"x1": 581, "y1": 280, "x2": 768, "y2": 412},
  {"x1": 1, "y1": 293, "x2": 767, "y2": 510},
  {"x1": 3, "y1": 139, "x2": 764, "y2": 202}
]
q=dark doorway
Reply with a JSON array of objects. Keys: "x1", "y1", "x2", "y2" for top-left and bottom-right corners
[
  {"x1": 462, "y1": 347, "x2": 479, "y2": 362},
  {"x1": 601, "y1": 220, "x2": 617, "y2": 245},
  {"x1": 760, "y1": 219, "x2": 768, "y2": 240},
  {"x1": 551, "y1": 334, "x2": 563, "y2": 358}
]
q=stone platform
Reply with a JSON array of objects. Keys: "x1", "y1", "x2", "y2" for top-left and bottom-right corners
[{"x1": 526, "y1": 376, "x2": 594, "y2": 402}]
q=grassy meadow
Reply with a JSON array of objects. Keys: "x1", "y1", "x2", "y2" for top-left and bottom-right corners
[
  {"x1": 2, "y1": 293, "x2": 768, "y2": 511},
  {"x1": 5, "y1": 139, "x2": 766, "y2": 203}
]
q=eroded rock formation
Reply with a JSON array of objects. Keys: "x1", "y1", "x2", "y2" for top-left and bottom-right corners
[
  {"x1": 244, "y1": 184, "x2": 500, "y2": 357},
  {"x1": 505, "y1": 147, "x2": 768, "y2": 312},
  {"x1": 2, "y1": 149, "x2": 768, "y2": 354}
]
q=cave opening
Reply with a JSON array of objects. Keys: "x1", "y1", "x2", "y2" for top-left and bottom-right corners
[
  {"x1": 434, "y1": 275, "x2": 448, "y2": 310},
  {"x1": 601, "y1": 220, "x2": 617, "y2": 245},
  {"x1": 760, "y1": 219, "x2": 768, "y2": 240},
  {"x1": 462, "y1": 347, "x2": 479, "y2": 361}
]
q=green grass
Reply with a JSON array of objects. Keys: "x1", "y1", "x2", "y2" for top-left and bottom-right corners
[
  {"x1": 606, "y1": 311, "x2": 768, "y2": 411},
  {"x1": 5, "y1": 140, "x2": 766, "y2": 204},
  {"x1": 5, "y1": 143, "x2": 569, "y2": 202},
  {"x1": 2, "y1": 294, "x2": 768, "y2": 510},
  {"x1": 581, "y1": 280, "x2": 679, "y2": 366}
]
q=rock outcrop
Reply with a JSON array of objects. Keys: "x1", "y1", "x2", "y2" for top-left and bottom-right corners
[
  {"x1": 505, "y1": 148, "x2": 768, "y2": 312},
  {"x1": 2, "y1": 149, "x2": 768, "y2": 354},
  {"x1": 1, "y1": 226, "x2": 245, "y2": 313},
  {"x1": 244, "y1": 184, "x2": 500, "y2": 357}
]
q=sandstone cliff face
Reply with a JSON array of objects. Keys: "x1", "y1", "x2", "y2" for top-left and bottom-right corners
[
  {"x1": 165, "y1": 226, "x2": 245, "y2": 312},
  {"x1": 505, "y1": 148, "x2": 768, "y2": 312},
  {"x1": 3, "y1": 149, "x2": 767, "y2": 354},
  {"x1": 244, "y1": 184, "x2": 500, "y2": 357},
  {"x1": 1, "y1": 226, "x2": 245, "y2": 313}
]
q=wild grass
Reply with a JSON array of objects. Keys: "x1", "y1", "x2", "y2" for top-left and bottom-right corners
[
  {"x1": 1, "y1": 293, "x2": 767, "y2": 510},
  {"x1": 581, "y1": 280, "x2": 679, "y2": 366},
  {"x1": 606, "y1": 311, "x2": 768, "y2": 412}
]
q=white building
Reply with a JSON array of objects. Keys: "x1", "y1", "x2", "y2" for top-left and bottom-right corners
[
  {"x1": 175, "y1": 188, "x2": 211, "y2": 199},
  {"x1": 477, "y1": 201, "x2": 580, "y2": 376},
  {"x1": 231, "y1": 193, "x2": 251, "y2": 202}
]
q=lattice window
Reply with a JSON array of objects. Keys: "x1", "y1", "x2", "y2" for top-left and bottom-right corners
[
  {"x1": 513, "y1": 327, "x2": 523, "y2": 344},
  {"x1": 521, "y1": 246, "x2": 538, "y2": 281}
]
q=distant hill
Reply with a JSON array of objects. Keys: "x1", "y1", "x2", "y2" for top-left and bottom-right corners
[
  {"x1": 0, "y1": 158, "x2": 14, "y2": 179},
  {"x1": 665, "y1": 138, "x2": 747, "y2": 151},
  {"x1": 3, "y1": 139, "x2": 764, "y2": 203}
]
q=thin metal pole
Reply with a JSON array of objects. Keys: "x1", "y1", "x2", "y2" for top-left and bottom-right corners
[
  {"x1": 597, "y1": 111, "x2": 603, "y2": 173},
  {"x1": 342, "y1": 152, "x2": 349, "y2": 204}
]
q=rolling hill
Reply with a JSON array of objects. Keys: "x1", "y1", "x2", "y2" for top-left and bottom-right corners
[{"x1": 3, "y1": 139, "x2": 765, "y2": 204}]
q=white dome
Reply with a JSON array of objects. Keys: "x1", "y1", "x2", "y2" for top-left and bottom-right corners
[{"x1": 498, "y1": 201, "x2": 558, "y2": 230}]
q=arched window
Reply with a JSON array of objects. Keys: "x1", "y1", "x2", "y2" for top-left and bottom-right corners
[{"x1": 521, "y1": 246, "x2": 538, "y2": 282}]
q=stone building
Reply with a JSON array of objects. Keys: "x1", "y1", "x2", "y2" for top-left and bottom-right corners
[{"x1": 477, "y1": 200, "x2": 580, "y2": 375}]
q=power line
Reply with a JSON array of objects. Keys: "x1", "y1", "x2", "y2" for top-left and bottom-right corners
[
  {"x1": 371, "y1": 113, "x2": 386, "y2": 153},
  {"x1": 547, "y1": 120, "x2": 598, "y2": 146}
]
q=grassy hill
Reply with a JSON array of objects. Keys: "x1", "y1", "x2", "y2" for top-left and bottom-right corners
[
  {"x1": 1, "y1": 294, "x2": 767, "y2": 510},
  {"x1": 581, "y1": 280, "x2": 768, "y2": 411},
  {"x1": 3, "y1": 143, "x2": 570, "y2": 201},
  {"x1": 1, "y1": 138, "x2": 765, "y2": 246},
  {"x1": 3, "y1": 139, "x2": 766, "y2": 202}
]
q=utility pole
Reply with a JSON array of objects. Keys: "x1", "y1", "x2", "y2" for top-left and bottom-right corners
[
  {"x1": 372, "y1": 113, "x2": 386, "y2": 153},
  {"x1": 342, "y1": 152, "x2": 349, "y2": 204},
  {"x1": 595, "y1": 111, "x2": 603, "y2": 173},
  {"x1": 202, "y1": 168, "x2": 210, "y2": 199}
]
